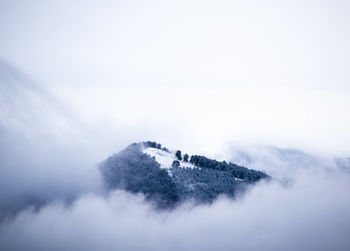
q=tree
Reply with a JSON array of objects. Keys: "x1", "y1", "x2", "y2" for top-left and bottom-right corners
[
  {"x1": 162, "y1": 147, "x2": 169, "y2": 153},
  {"x1": 190, "y1": 155, "x2": 194, "y2": 163},
  {"x1": 172, "y1": 160, "x2": 180, "y2": 168},
  {"x1": 175, "y1": 150, "x2": 182, "y2": 161},
  {"x1": 183, "y1": 154, "x2": 189, "y2": 162}
]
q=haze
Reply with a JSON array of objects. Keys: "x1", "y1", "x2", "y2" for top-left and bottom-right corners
[{"x1": 1, "y1": 1, "x2": 350, "y2": 250}]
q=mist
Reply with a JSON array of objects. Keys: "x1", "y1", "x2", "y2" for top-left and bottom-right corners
[
  {"x1": 1, "y1": 0, "x2": 350, "y2": 250},
  {"x1": 1, "y1": 65, "x2": 350, "y2": 249},
  {"x1": 1, "y1": 168, "x2": 350, "y2": 251}
]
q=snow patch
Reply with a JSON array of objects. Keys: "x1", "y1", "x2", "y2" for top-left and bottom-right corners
[{"x1": 142, "y1": 147, "x2": 197, "y2": 169}]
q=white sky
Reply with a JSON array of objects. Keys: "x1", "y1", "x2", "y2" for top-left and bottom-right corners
[{"x1": 1, "y1": 0, "x2": 350, "y2": 156}]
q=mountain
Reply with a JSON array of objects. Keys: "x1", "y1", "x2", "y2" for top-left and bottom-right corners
[
  {"x1": 99, "y1": 141, "x2": 269, "y2": 209},
  {"x1": 226, "y1": 145, "x2": 350, "y2": 180}
]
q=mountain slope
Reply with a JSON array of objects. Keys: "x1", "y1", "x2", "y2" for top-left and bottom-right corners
[{"x1": 99, "y1": 141, "x2": 269, "y2": 208}]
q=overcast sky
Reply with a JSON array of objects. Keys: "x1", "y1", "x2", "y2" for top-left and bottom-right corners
[
  {"x1": 1, "y1": 0, "x2": 350, "y2": 156},
  {"x1": 1, "y1": 2, "x2": 350, "y2": 250}
]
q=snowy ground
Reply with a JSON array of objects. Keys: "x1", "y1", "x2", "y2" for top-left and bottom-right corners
[{"x1": 142, "y1": 147, "x2": 196, "y2": 169}]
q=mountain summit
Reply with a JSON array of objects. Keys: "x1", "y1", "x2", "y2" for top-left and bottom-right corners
[{"x1": 99, "y1": 141, "x2": 269, "y2": 209}]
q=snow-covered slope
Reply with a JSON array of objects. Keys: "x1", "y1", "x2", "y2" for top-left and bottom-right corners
[
  {"x1": 100, "y1": 142, "x2": 270, "y2": 208},
  {"x1": 142, "y1": 147, "x2": 196, "y2": 169}
]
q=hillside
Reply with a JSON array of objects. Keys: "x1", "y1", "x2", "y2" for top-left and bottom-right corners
[{"x1": 99, "y1": 141, "x2": 269, "y2": 208}]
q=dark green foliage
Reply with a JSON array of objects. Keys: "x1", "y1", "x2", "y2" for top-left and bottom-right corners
[
  {"x1": 190, "y1": 155, "x2": 194, "y2": 163},
  {"x1": 99, "y1": 143, "x2": 178, "y2": 208},
  {"x1": 143, "y1": 141, "x2": 159, "y2": 148},
  {"x1": 171, "y1": 167, "x2": 246, "y2": 203},
  {"x1": 99, "y1": 141, "x2": 269, "y2": 209},
  {"x1": 172, "y1": 160, "x2": 180, "y2": 168},
  {"x1": 189, "y1": 155, "x2": 268, "y2": 182},
  {"x1": 183, "y1": 153, "x2": 189, "y2": 162},
  {"x1": 175, "y1": 150, "x2": 182, "y2": 161},
  {"x1": 143, "y1": 141, "x2": 170, "y2": 152}
]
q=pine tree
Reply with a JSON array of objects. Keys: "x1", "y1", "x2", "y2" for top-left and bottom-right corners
[
  {"x1": 172, "y1": 160, "x2": 180, "y2": 168},
  {"x1": 175, "y1": 150, "x2": 182, "y2": 161},
  {"x1": 183, "y1": 154, "x2": 189, "y2": 162}
]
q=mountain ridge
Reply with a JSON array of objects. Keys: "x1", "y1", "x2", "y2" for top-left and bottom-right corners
[{"x1": 99, "y1": 141, "x2": 270, "y2": 209}]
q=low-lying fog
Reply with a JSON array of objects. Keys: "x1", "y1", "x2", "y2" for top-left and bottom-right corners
[
  {"x1": 1, "y1": 60, "x2": 350, "y2": 250},
  {"x1": 1, "y1": 1, "x2": 350, "y2": 250}
]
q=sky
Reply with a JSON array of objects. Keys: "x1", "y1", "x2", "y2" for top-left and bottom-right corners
[
  {"x1": 1, "y1": 1, "x2": 350, "y2": 250},
  {"x1": 1, "y1": 0, "x2": 350, "y2": 156}
]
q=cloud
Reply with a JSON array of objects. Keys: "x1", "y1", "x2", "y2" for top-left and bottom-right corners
[
  {"x1": 0, "y1": 60, "x2": 105, "y2": 217},
  {"x1": 1, "y1": 0, "x2": 350, "y2": 154},
  {"x1": 1, "y1": 1, "x2": 350, "y2": 249},
  {"x1": 0, "y1": 59, "x2": 196, "y2": 217},
  {"x1": 1, "y1": 167, "x2": 350, "y2": 251},
  {"x1": 223, "y1": 144, "x2": 347, "y2": 180},
  {"x1": 0, "y1": 59, "x2": 350, "y2": 251}
]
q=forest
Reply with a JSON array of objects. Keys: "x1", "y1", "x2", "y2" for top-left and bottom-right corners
[{"x1": 99, "y1": 142, "x2": 269, "y2": 208}]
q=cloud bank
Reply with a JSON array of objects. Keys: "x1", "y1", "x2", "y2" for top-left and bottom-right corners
[
  {"x1": 1, "y1": 59, "x2": 350, "y2": 251},
  {"x1": 1, "y1": 1, "x2": 350, "y2": 250},
  {"x1": 1, "y1": 0, "x2": 350, "y2": 155},
  {"x1": 1, "y1": 167, "x2": 350, "y2": 251}
]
